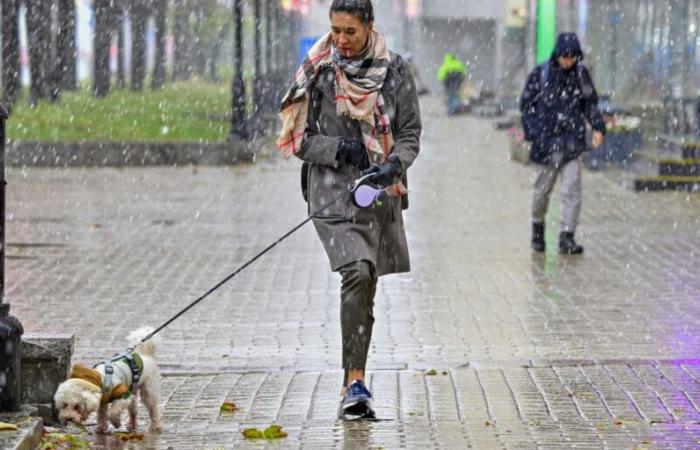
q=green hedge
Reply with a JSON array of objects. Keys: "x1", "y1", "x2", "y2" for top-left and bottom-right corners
[{"x1": 6, "y1": 78, "x2": 233, "y2": 142}]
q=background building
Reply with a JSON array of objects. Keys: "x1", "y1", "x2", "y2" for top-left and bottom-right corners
[{"x1": 307, "y1": 0, "x2": 528, "y2": 96}]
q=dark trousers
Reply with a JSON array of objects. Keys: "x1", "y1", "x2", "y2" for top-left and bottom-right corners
[{"x1": 339, "y1": 260, "x2": 377, "y2": 385}]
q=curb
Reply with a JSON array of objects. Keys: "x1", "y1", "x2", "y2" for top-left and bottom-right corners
[
  {"x1": 6, "y1": 139, "x2": 266, "y2": 167},
  {"x1": 0, "y1": 407, "x2": 43, "y2": 450}
]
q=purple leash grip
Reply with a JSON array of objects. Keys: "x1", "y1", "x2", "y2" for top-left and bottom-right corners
[{"x1": 351, "y1": 173, "x2": 384, "y2": 208}]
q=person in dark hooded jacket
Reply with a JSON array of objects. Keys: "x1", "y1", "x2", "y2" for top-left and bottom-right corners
[{"x1": 520, "y1": 32, "x2": 605, "y2": 255}]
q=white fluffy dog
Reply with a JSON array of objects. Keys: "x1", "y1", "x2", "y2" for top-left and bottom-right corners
[{"x1": 54, "y1": 327, "x2": 162, "y2": 434}]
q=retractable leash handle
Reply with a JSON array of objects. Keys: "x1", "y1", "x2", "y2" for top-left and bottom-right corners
[
  {"x1": 140, "y1": 175, "x2": 377, "y2": 344},
  {"x1": 351, "y1": 172, "x2": 385, "y2": 208}
]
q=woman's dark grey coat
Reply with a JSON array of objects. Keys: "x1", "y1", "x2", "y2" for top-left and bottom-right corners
[{"x1": 295, "y1": 52, "x2": 421, "y2": 276}]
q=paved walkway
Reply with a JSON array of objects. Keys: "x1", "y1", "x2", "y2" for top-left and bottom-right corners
[{"x1": 7, "y1": 97, "x2": 700, "y2": 448}]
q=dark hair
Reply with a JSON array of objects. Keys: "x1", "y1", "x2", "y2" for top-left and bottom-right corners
[{"x1": 329, "y1": 0, "x2": 374, "y2": 25}]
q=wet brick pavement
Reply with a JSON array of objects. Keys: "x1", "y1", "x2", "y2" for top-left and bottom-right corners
[{"x1": 6, "y1": 97, "x2": 700, "y2": 448}]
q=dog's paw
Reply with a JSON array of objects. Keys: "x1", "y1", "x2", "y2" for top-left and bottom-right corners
[
  {"x1": 148, "y1": 423, "x2": 162, "y2": 433},
  {"x1": 95, "y1": 425, "x2": 110, "y2": 435}
]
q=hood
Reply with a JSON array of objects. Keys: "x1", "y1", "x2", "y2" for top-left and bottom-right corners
[{"x1": 551, "y1": 33, "x2": 584, "y2": 61}]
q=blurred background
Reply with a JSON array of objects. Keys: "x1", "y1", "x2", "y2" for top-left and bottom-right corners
[{"x1": 1, "y1": 0, "x2": 700, "y2": 183}]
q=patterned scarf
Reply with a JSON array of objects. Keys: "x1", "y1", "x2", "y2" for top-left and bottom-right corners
[{"x1": 277, "y1": 31, "x2": 405, "y2": 195}]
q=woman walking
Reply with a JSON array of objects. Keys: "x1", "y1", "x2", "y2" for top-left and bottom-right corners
[{"x1": 276, "y1": 0, "x2": 421, "y2": 419}]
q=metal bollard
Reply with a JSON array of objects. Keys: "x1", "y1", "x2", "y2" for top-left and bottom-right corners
[{"x1": 0, "y1": 103, "x2": 23, "y2": 412}]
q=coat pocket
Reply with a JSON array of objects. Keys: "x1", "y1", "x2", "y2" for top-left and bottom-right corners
[{"x1": 308, "y1": 165, "x2": 349, "y2": 219}]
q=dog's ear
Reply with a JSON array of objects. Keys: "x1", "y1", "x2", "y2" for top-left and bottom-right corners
[
  {"x1": 70, "y1": 362, "x2": 88, "y2": 377},
  {"x1": 80, "y1": 389, "x2": 100, "y2": 414}
]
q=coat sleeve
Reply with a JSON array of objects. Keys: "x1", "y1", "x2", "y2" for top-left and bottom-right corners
[
  {"x1": 391, "y1": 60, "x2": 422, "y2": 171},
  {"x1": 294, "y1": 84, "x2": 340, "y2": 168},
  {"x1": 519, "y1": 67, "x2": 541, "y2": 113},
  {"x1": 580, "y1": 66, "x2": 606, "y2": 134}
]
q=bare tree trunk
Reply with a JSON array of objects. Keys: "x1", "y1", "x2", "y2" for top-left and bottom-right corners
[
  {"x1": 681, "y1": 0, "x2": 692, "y2": 95},
  {"x1": 655, "y1": 2, "x2": 667, "y2": 95},
  {"x1": 668, "y1": 0, "x2": 688, "y2": 97},
  {"x1": 130, "y1": 0, "x2": 148, "y2": 91},
  {"x1": 56, "y1": 0, "x2": 77, "y2": 92},
  {"x1": 274, "y1": 4, "x2": 287, "y2": 106},
  {"x1": 93, "y1": 0, "x2": 114, "y2": 97},
  {"x1": 640, "y1": 0, "x2": 651, "y2": 52},
  {"x1": 116, "y1": 5, "x2": 127, "y2": 89},
  {"x1": 151, "y1": 0, "x2": 167, "y2": 89},
  {"x1": 251, "y1": 0, "x2": 263, "y2": 132},
  {"x1": 1, "y1": 0, "x2": 21, "y2": 109},
  {"x1": 230, "y1": 0, "x2": 247, "y2": 140},
  {"x1": 262, "y1": 0, "x2": 273, "y2": 114},
  {"x1": 210, "y1": 23, "x2": 230, "y2": 83},
  {"x1": 173, "y1": 0, "x2": 190, "y2": 80},
  {"x1": 638, "y1": 0, "x2": 645, "y2": 51},
  {"x1": 638, "y1": 0, "x2": 654, "y2": 99},
  {"x1": 693, "y1": 0, "x2": 700, "y2": 88},
  {"x1": 26, "y1": 0, "x2": 52, "y2": 106},
  {"x1": 193, "y1": 5, "x2": 207, "y2": 77}
]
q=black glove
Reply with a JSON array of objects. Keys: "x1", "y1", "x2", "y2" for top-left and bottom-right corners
[
  {"x1": 362, "y1": 155, "x2": 403, "y2": 188},
  {"x1": 337, "y1": 138, "x2": 371, "y2": 170}
]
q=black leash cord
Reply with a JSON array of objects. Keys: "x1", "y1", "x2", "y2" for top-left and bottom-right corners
[{"x1": 141, "y1": 189, "x2": 350, "y2": 343}]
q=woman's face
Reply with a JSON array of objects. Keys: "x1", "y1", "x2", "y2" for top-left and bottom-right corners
[{"x1": 330, "y1": 12, "x2": 372, "y2": 59}]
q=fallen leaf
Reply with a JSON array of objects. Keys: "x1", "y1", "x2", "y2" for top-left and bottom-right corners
[
  {"x1": 0, "y1": 422, "x2": 18, "y2": 431},
  {"x1": 41, "y1": 432, "x2": 90, "y2": 449},
  {"x1": 484, "y1": 420, "x2": 492, "y2": 427},
  {"x1": 62, "y1": 433, "x2": 90, "y2": 448},
  {"x1": 242, "y1": 428, "x2": 264, "y2": 439},
  {"x1": 242, "y1": 425, "x2": 287, "y2": 439},
  {"x1": 220, "y1": 401, "x2": 238, "y2": 414},
  {"x1": 614, "y1": 418, "x2": 624, "y2": 425},
  {"x1": 595, "y1": 422, "x2": 607, "y2": 429},
  {"x1": 262, "y1": 425, "x2": 287, "y2": 439},
  {"x1": 426, "y1": 369, "x2": 438, "y2": 376},
  {"x1": 113, "y1": 431, "x2": 145, "y2": 441},
  {"x1": 441, "y1": 371, "x2": 448, "y2": 376},
  {"x1": 92, "y1": 223, "x2": 102, "y2": 228}
]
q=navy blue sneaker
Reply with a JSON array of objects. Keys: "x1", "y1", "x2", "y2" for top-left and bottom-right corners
[{"x1": 339, "y1": 380, "x2": 376, "y2": 419}]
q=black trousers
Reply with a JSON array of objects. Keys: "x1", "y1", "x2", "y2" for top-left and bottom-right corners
[{"x1": 339, "y1": 260, "x2": 377, "y2": 385}]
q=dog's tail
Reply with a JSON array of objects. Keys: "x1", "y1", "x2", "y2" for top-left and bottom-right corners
[{"x1": 127, "y1": 326, "x2": 159, "y2": 357}]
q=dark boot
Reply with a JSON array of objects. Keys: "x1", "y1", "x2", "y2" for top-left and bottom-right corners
[
  {"x1": 532, "y1": 223, "x2": 545, "y2": 252},
  {"x1": 559, "y1": 232, "x2": 583, "y2": 255}
]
